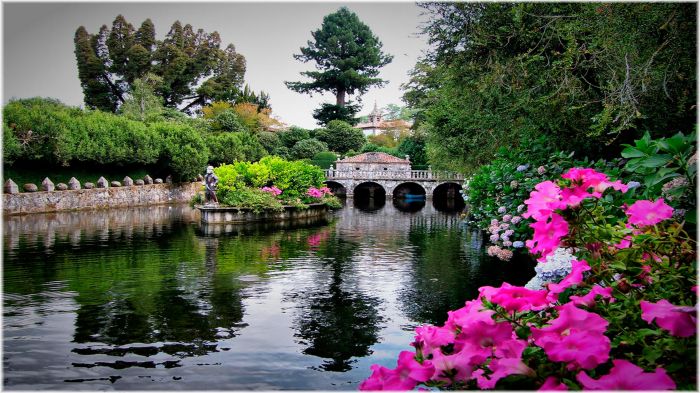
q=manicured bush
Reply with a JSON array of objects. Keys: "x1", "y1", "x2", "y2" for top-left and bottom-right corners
[
  {"x1": 315, "y1": 120, "x2": 366, "y2": 154},
  {"x1": 311, "y1": 151, "x2": 337, "y2": 169},
  {"x1": 279, "y1": 126, "x2": 311, "y2": 149},
  {"x1": 233, "y1": 131, "x2": 267, "y2": 162},
  {"x1": 257, "y1": 131, "x2": 283, "y2": 154},
  {"x1": 291, "y1": 138, "x2": 328, "y2": 160},
  {"x1": 212, "y1": 110, "x2": 245, "y2": 132},
  {"x1": 205, "y1": 132, "x2": 246, "y2": 166},
  {"x1": 151, "y1": 122, "x2": 208, "y2": 182}
]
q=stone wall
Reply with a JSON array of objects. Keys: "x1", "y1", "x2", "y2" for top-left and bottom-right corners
[{"x1": 3, "y1": 182, "x2": 202, "y2": 216}]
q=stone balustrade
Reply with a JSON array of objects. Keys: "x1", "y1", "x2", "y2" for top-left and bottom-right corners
[
  {"x1": 324, "y1": 169, "x2": 464, "y2": 181},
  {"x1": 3, "y1": 174, "x2": 202, "y2": 215}
]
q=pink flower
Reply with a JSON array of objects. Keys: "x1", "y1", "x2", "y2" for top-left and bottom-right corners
[
  {"x1": 306, "y1": 187, "x2": 324, "y2": 198},
  {"x1": 395, "y1": 351, "x2": 435, "y2": 383},
  {"x1": 539, "y1": 377, "x2": 568, "y2": 391},
  {"x1": 613, "y1": 235, "x2": 632, "y2": 249},
  {"x1": 532, "y1": 303, "x2": 609, "y2": 358},
  {"x1": 413, "y1": 325, "x2": 455, "y2": 354},
  {"x1": 547, "y1": 259, "x2": 591, "y2": 302},
  {"x1": 475, "y1": 358, "x2": 535, "y2": 389},
  {"x1": 359, "y1": 364, "x2": 415, "y2": 391},
  {"x1": 479, "y1": 282, "x2": 549, "y2": 313},
  {"x1": 523, "y1": 181, "x2": 566, "y2": 221},
  {"x1": 429, "y1": 347, "x2": 480, "y2": 384},
  {"x1": 260, "y1": 186, "x2": 282, "y2": 196},
  {"x1": 527, "y1": 213, "x2": 569, "y2": 262},
  {"x1": 454, "y1": 320, "x2": 513, "y2": 357},
  {"x1": 569, "y1": 285, "x2": 614, "y2": 308},
  {"x1": 640, "y1": 299, "x2": 697, "y2": 337},
  {"x1": 445, "y1": 299, "x2": 495, "y2": 333},
  {"x1": 319, "y1": 186, "x2": 332, "y2": 195},
  {"x1": 576, "y1": 359, "x2": 676, "y2": 390},
  {"x1": 625, "y1": 198, "x2": 674, "y2": 226},
  {"x1": 538, "y1": 330, "x2": 610, "y2": 370}
]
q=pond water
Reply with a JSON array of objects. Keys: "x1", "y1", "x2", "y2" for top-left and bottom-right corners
[{"x1": 3, "y1": 199, "x2": 534, "y2": 390}]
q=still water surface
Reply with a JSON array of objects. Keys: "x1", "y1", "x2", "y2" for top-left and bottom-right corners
[{"x1": 3, "y1": 200, "x2": 534, "y2": 390}]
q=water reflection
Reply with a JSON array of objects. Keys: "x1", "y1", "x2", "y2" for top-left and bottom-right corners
[
  {"x1": 291, "y1": 235, "x2": 383, "y2": 372},
  {"x1": 3, "y1": 203, "x2": 534, "y2": 390}
]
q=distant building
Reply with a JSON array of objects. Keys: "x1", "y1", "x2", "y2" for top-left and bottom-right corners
[{"x1": 354, "y1": 102, "x2": 412, "y2": 137}]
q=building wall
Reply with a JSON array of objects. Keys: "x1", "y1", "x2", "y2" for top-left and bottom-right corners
[{"x1": 4, "y1": 182, "x2": 201, "y2": 215}]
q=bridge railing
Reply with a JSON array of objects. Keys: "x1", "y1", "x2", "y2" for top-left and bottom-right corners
[{"x1": 324, "y1": 169, "x2": 465, "y2": 182}]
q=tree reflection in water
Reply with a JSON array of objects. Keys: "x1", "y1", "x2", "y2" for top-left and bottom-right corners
[{"x1": 290, "y1": 234, "x2": 384, "y2": 372}]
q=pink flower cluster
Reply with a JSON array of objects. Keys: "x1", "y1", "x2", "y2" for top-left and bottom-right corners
[
  {"x1": 523, "y1": 168, "x2": 633, "y2": 262},
  {"x1": 487, "y1": 245, "x2": 513, "y2": 261},
  {"x1": 360, "y1": 273, "x2": 685, "y2": 391},
  {"x1": 260, "y1": 186, "x2": 282, "y2": 196},
  {"x1": 361, "y1": 166, "x2": 694, "y2": 391},
  {"x1": 306, "y1": 186, "x2": 332, "y2": 198}
]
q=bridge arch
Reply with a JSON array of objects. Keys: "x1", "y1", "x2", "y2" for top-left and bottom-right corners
[
  {"x1": 392, "y1": 182, "x2": 427, "y2": 199},
  {"x1": 353, "y1": 182, "x2": 386, "y2": 200},
  {"x1": 432, "y1": 182, "x2": 465, "y2": 211},
  {"x1": 323, "y1": 180, "x2": 347, "y2": 197}
]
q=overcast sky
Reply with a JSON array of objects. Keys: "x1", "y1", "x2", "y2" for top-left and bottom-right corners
[{"x1": 3, "y1": 2, "x2": 429, "y2": 129}]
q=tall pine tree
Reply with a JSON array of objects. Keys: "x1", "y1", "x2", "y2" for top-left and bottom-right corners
[{"x1": 286, "y1": 7, "x2": 393, "y2": 125}]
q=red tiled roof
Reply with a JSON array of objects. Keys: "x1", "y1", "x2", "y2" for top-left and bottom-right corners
[{"x1": 337, "y1": 152, "x2": 409, "y2": 164}]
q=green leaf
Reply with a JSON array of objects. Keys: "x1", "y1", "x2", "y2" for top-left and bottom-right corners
[
  {"x1": 639, "y1": 154, "x2": 672, "y2": 168},
  {"x1": 643, "y1": 346, "x2": 662, "y2": 363},
  {"x1": 621, "y1": 146, "x2": 648, "y2": 158}
]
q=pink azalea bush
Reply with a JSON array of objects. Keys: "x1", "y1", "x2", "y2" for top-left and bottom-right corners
[
  {"x1": 361, "y1": 167, "x2": 696, "y2": 390},
  {"x1": 260, "y1": 186, "x2": 282, "y2": 196}
]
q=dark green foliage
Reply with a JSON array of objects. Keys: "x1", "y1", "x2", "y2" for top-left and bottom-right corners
[
  {"x1": 279, "y1": 127, "x2": 311, "y2": 149},
  {"x1": 314, "y1": 120, "x2": 366, "y2": 154},
  {"x1": 3, "y1": 97, "x2": 160, "y2": 166},
  {"x1": 286, "y1": 7, "x2": 392, "y2": 124},
  {"x1": 312, "y1": 102, "x2": 360, "y2": 126},
  {"x1": 205, "y1": 132, "x2": 245, "y2": 166},
  {"x1": 406, "y1": 3, "x2": 697, "y2": 171},
  {"x1": 74, "y1": 15, "x2": 246, "y2": 114},
  {"x1": 257, "y1": 131, "x2": 282, "y2": 154},
  {"x1": 397, "y1": 133, "x2": 427, "y2": 167},
  {"x1": 212, "y1": 110, "x2": 245, "y2": 132},
  {"x1": 311, "y1": 151, "x2": 338, "y2": 169},
  {"x1": 360, "y1": 142, "x2": 398, "y2": 156},
  {"x1": 152, "y1": 122, "x2": 209, "y2": 182},
  {"x1": 233, "y1": 131, "x2": 267, "y2": 162},
  {"x1": 2, "y1": 121, "x2": 22, "y2": 165},
  {"x1": 291, "y1": 138, "x2": 329, "y2": 160}
]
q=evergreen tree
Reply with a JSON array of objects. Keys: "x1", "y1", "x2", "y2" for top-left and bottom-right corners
[
  {"x1": 286, "y1": 7, "x2": 393, "y2": 124},
  {"x1": 74, "y1": 15, "x2": 248, "y2": 114}
]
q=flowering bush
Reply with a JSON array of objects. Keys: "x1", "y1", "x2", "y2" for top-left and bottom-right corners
[
  {"x1": 361, "y1": 167, "x2": 696, "y2": 390},
  {"x1": 464, "y1": 146, "x2": 626, "y2": 261},
  {"x1": 212, "y1": 157, "x2": 341, "y2": 210}
]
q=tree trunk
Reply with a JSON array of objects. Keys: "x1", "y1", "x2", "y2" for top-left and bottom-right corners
[{"x1": 336, "y1": 89, "x2": 346, "y2": 107}]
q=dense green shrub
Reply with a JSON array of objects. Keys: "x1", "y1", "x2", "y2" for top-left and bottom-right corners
[
  {"x1": 314, "y1": 120, "x2": 366, "y2": 154},
  {"x1": 212, "y1": 110, "x2": 245, "y2": 132},
  {"x1": 311, "y1": 151, "x2": 338, "y2": 169},
  {"x1": 219, "y1": 187, "x2": 284, "y2": 213},
  {"x1": 2, "y1": 121, "x2": 22, "y2": 165},
  {"x1": 205, "y1": 132, "x2": 245, "y2": 166},
  {"x1": 213, "y1": 156, "x2": 327, "y2": 207},
  {"x1": 257, "y1": 131, "x2": 283, "y2": 154},
  {"x1": 152, "y1": 122, "x2": 209, "y2": 182},
  {"x1": 279, "y1": 126, "x2": 311, "y2": 148},
  {"x1": 360, "y1": 142, "x2": 398, "y2": 156},
  {"x1": 291, "y1": 138, "x2": 328, "y2": 160},
  {"x1": 233, "y1": 131, "x2": 267, "y2": 162}
]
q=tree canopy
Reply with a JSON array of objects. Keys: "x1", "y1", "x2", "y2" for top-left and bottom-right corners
[
  {"x1": 285, "y1": 7, "x2": 393, "y2": 125},
  {"x1": 74, "y1": 15, "x2": 251, "y2": 114},
  {"x1": 404, "y1": 3, "x2": 696, "y2": 171}
]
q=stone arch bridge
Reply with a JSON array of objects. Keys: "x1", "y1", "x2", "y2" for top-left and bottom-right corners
[{"x1": 323, "y1": 168, "x2": 465, "y2": 199}]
